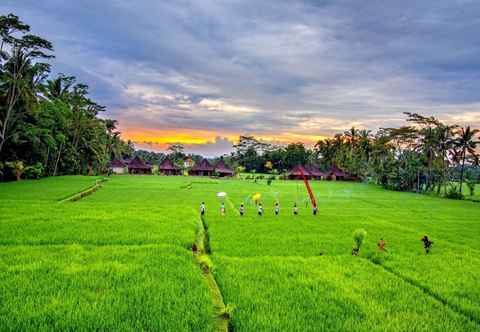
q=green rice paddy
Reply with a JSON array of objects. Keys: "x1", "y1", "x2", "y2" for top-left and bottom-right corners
[{"x1": 1, "y1": 176, "x2": 479, "y2": 331}]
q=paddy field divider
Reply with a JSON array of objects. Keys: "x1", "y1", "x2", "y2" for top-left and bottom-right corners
[
  {"x1": 58, "y1": 178, "x2": 108, "y2": 203},
  {"x1": 193, "y1": 213, "x2": 231, "y2": 332}
]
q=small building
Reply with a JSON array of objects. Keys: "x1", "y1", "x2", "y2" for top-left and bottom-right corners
[
  {"x1": 109, "y1": 159, "x2": 126, "y2": 174},
  {"x1": 305, "y1": 166, "x2": 326, "y2": 180},
  {"x1": 189, "y1": 158, "x2": 214, "y2": 177},
  {"x1": 289, "y1": 165, "x2": 311, "y2": 180},
  {"x1": 128, "y1": 156, "x2": 152, "y2": 175},
  {"x1": 159, "y1": 158, "x2": 181, "y2": 176},
  {"x1": 184, "y1": 157, "x2": 195, "y2": 168},
  {"x1": 327, "y1": 165, "x2": 347, "y2": 181},
  {"x1": 214, "y1": 159, "x2": 234, "y2": 177}
]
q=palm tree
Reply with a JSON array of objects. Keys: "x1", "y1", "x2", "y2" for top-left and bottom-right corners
[
  {"x1": 436, "y1": 124, "x2": 457, "y2": 194},
  {"x1": 0, "y1": 33, "x2": 53, "y2": 155},
  {"x1": 454, "y1": 126, "x2": 479, "y2": 194}
]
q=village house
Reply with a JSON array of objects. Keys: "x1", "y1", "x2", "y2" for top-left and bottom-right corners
[
  {"x1": 327, "y1": 165, "x2": 347, "y2": 181},
  {"x1": 183, "y1": 157, "x2": 195, "y2": 168},
  {"x1": 288, "y1": 165, "x2": 311, "y2": 180},
  {"x1": 189, "y1": 158, "x2": 214, "y2": 176},
  {"x1": 289, "y1": 165, "x2": 325, "y2": 180},
  {"x1": 158, "y1": 158, "x2": 182, "y2": 176},
  {"x1": 214, "y1": 159, "x2": 234, "y2": 177},
  {"x1": 127, "y1": 156, "x2": 152, "y2": 175},
  {"x1": 109, "y1": 159, "x2": 126, "y2": 174},
  {"x1": 305, "y1": 166, "x2": 326, "y2": 180}
]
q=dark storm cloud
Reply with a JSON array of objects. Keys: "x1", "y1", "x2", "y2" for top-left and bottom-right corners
[{"x1": 1, "y1": 0, "x2": 480, "y2": 153}]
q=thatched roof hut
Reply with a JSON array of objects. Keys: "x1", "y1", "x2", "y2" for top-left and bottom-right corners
[
  {"x1": 128, "y1": 156, "x2": 152, "y2": 174},
  {"x1": 327, "y1": 164, "x2": 358, "y2": 180},
  {"x1": 159, "y1": 159, "x2": 181, "y2": 175},
  {"x1": 189, "y1": 159, "x2": 214, "y2": 176},
  {"x1": 305, "y1": 166, "x2": 326, "y2": 180},
  {"x1": 109, "y1": 159, "x2": 126, "y2": 174},
  {"x1": 289, "y1": 165, "x2": 328, "y2": 180},
  {"x1": 214, "y1": 160, "x2": 234, "y2": 177},
  {"x1": 289, "y1": 165, "x2": 310, "y2": 180}
]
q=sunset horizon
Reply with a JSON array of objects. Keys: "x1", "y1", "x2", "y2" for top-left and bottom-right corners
[{"x1": 3, "y1": 1, "x2": 480, "y2": 156}]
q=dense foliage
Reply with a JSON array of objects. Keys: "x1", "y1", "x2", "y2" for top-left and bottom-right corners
[
  {"x1": 232, "y1": 114, "x2": 479, "y2": 198},
  {"x1": 0, "y1": 14, "x2": 132, "y2": 181}
]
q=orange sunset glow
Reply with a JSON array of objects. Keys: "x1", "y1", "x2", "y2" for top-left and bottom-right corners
[{"x1": 120, "y1": 127, "x2": 329, "y2": 151}]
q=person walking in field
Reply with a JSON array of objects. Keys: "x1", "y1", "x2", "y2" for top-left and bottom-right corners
[
  {"x1": 200, "y1": 202, "x2": 206, "y2": 216},
  {"x1": 258, "y1": 203, "x2": 263, "y2": 216},
  {"x1": 421, "y1": 235, "x2": 433, "y2": 254},
  {"x1": 239, "y1": 203, "x2": 245, "y2": 216},
  {"x1": 274, "y1": 202, "x2": 280, "y2": 216},
  {"x1": 378, "y1": 238, "x2": 386, "y2": 251},
  {"x1": 220, "y1": 202, "x2": 226, "y2": 216},
  {"x1": 293, "y1": 203, "x2": 298, "y2": 215}
]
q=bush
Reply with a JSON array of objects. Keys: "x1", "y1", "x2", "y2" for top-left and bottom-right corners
[
  {"x1": 445, "y1": 186, "x2": 464, "y2": 200},
  {"x1": 5, "y1": 160, "x2": 25, "y2": 181},
  {"x1": 353, "y1": 228, "x2": 367, "y2": 254},
  {"x1": 24, "y1": 162, "x2": 44, "y2": 179}
]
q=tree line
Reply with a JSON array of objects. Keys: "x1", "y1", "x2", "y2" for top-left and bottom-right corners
[
  {"x1": 0, "y1": 14, "x2": 133, "y2": 181},
  {"x1": 231, "y1": 113, "x2": 479, "y2": 198}
]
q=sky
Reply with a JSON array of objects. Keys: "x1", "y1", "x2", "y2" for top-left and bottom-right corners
[{"x1": 2, "y1": 1, "x2": 480, "y2": 156}]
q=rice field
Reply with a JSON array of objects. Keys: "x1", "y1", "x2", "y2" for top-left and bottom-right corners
[{"x1": 1, "y1": 175, "x2": 479, "y2": 331}]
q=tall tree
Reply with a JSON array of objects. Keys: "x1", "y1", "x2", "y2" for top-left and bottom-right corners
[
  {"x1": 0, "y1": 14, "x2": 53, "y2": 155},
  {"x1": 454, "y1": 126, "x2": 479, "y2": 194}
]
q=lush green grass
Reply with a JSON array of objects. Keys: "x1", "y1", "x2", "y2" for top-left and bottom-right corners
[
  {"x1": 200, "y1": 179, "x2": 480, "y2": 330},
  {"x1": 0, "y1": 244, "x2": 213, "y2": 331},
  {"x1": 0, "y1": 176, "x2": 214, "y2": 331},
  {"x1": 0, "y1": 176, "x2": 101, "y2": 201},
  {"x1": 1, "y1": 175, "x2": 479, "y2": 330}
]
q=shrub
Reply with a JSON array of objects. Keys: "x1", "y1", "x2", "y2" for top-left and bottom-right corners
[
  {"x1": 24, "y1": 162, "x2": 44, "y2": 179},
  {"x1": 5, "y1": 160, "x2": 25, "y2": 181},
  {"x1": 352, "y1": 228, "x2": 367, "y2": 255},
  {"x1": 445, "y1": 186, "x2": 464, "y2": 200}
]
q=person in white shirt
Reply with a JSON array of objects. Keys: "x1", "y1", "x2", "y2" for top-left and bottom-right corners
[
  {"x1": 200, "y1": 202, "x2": 206, "y2": 216},
  {"x1": 257, "y1": 203, "x2": 263, "y2": 216},
  {"x1": 239, "y1": 203, "x2": 245, "y2": 216}
]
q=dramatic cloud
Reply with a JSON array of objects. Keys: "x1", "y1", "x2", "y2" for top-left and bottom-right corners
[{"x1": 2, "y1": 0, "x2": 480, "y2": 155}]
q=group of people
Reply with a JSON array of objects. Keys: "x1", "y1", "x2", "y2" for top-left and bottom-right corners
[{"x1": 200, "y1": 201, "x2": 318, "y2": 217}]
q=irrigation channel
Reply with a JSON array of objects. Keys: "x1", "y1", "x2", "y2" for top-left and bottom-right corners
[{"x1": 193, "y1": 213, "x2": 231, "y2": 332}]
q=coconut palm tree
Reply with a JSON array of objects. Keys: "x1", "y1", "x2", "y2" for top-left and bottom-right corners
[
  {"x1": 454, "y1": 126, "x2": 479, "y2": 194},
  {"x1": 0, "y1": 31, "x2": 53, "y2": 155}
]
